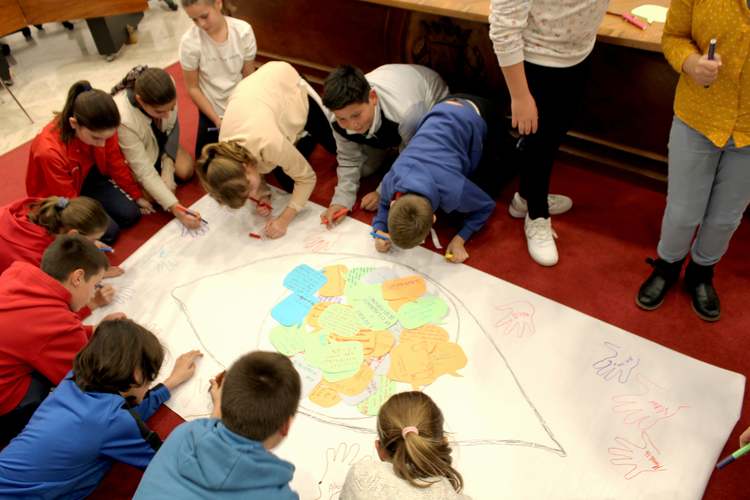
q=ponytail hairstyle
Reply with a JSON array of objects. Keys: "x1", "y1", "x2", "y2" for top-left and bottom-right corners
[
  {"x1": 376, "y1": 392, "x2": 464, "y2": 493},
  {"x1": 195, "y1": 141, "x2": 257, "y2": 209},
  {"x1": 57, "y1": 81, "x2": 121, "y2": 143},
  {"x1": 111, "y1": 65, "x2": 176, "y2": 106},
  {"x1": 27, "y1": 196, "x2": 110, "y2": 237}
]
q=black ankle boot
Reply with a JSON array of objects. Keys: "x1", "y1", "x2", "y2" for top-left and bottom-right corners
[
  {"x1": 636, "y1": 257, "x2": 684, "y2": 310},
  {"x1": 684, "y1": 261, "x2": 720, "y2": 322}
]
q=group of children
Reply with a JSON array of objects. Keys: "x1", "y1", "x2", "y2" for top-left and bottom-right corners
[
  {"x1": 0, "y1": 0, "x2": 747, "y2": 497},
  {"x1": 0, "y1": 0, "x2": 477, "y2": 498}
]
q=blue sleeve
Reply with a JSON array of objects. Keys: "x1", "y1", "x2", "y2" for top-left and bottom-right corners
[
  {"x1": 456, "y1": 180, "x2": 496, "y2": 241},
  {"x1": 99, "y1": 406, "x2": 160, "y2": 469},
  {"x1": 371, "y1": 172, "x2": 395, "y2": 233},
  {"x1": 133, "y1": 383, "x2": 171, "y2": 420}
]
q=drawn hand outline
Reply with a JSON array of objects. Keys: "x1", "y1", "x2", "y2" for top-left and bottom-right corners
[
  {"x1": 316, "y1": 442, "x2": 373, "y2": 500},
  {"x1": 612, "y1": 374, "x2": 689, "y2": 431},
  {"x1": 494, "y1": 301, "x2": 535, "y2": 338},
  {"x1": 592, "y1": 342, "x2": 639, "y2": 384},
  {"x1": 608, "y1": 431, "x2": 666, "y2": 480}
]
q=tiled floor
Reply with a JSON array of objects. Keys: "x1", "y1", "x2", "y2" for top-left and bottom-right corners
[{"x1": 0, "y1": 0, "x2": 192, "y2": 155}]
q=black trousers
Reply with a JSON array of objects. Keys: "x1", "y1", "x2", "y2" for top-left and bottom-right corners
[
  {"x1": 273, "y1": 95, "x2": 337, "y2": 192},
  {"x1": 81, "y1": 167, "x2": 141, "y2": 244},
  {"x1": 194, "y1": 111, "x2": 219, "y2": 160},
  {"x1": 0, "y1": 372, "x2": 52, "y2": 447},
  {"x1": 517, "y1": 57, "x2": 592, "y2": 219},
  {"x1": 442, "y1": 93, "x2": 517, "y2": 199}
]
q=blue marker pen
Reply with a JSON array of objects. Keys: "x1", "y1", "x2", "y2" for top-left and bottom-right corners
[{"x1": 369, "y1": 231, "x2": 390, "y2": 241}]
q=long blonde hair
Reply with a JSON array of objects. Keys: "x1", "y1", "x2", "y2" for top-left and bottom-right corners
[
  {"x1": 377, "y1": 391, "x2": 463, "y2": 492},
  {"x1": 195, "y1": 141, "x2": 257, "y2": 209}
]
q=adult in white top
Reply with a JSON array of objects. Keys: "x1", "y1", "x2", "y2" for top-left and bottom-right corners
[
  {"x1": 179, "y1": 0, "x2": 256, "y2": 157},
  {"x1": 489, "y1": 0, "x2": 607, "y2": 267},
  {"x1": 111, "y1": 66, "x2": 202, "y2": 229},
  {"x1": 320, "y1": 64, "x2": 448, "y2": 226}
]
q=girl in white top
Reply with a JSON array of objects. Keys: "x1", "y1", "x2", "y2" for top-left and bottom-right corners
[
  {"x1": 341, "y1": 392, "x2": 471, "y2": 500},
  {"x1": 111, "y1": 66, "x2": 201, "y2": 229},
  {"x1": 179, "y1": 0, "x2": 257, "y2": 158}
]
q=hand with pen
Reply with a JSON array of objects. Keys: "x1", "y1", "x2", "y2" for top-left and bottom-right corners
[
  {"x1": 90, "y1": 283, "x2": 116, "y2": 310},
  {"x1": 250, "y1": 196, "x2": 273, "y2": 217},
  {"x1": 320, "y1": 204, "x2": 349, "y2": 229},
  {"x1": 170, "y1": 203, "x2": 203, "y2": 230},
  {"x1": 445, "y1": 235, "x2": 468, "y2": 263},
  {"x1": 683, "y1": 49, "x2": 721, "y2": 87},
  {"x1": 371, "y1": 229, "x2": 391, "y2": 253}
]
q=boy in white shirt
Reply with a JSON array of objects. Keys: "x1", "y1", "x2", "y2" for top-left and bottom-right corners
[{"x1": 179, "y1": 0, "x2": 256, "y2": 158}]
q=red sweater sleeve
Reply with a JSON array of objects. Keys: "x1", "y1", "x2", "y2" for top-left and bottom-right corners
[
  {"x1": 99, "y1": 134, "x2": 143, "y2": 200},
  {"x1": 33, "y1": 321, "x2": 90, "y2": 385},
  {"x1": 26, "y1": 148, "x2": 80, "y2": 198}
]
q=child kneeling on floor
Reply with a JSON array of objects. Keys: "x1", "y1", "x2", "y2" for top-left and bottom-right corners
[
  {"x1": 134, "y1": 351, "x2": 301, "y2": 499},
  {"x1": 341, "y1": 391, "x2": 471, "y2": 500},
  {"x1": 0, "y1": 319, "x2": 202, "y2": 499}
]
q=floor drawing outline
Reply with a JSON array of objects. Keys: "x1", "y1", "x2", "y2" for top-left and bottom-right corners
[{"x1": 170, "y1": 252, "x2": 567, "y2": 457}]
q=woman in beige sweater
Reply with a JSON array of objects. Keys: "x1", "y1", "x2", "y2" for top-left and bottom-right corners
[{"x1": 196, "y1": 61, "x2": 335, "y2": 238}]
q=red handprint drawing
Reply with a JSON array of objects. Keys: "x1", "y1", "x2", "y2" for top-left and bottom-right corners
[
  {"x1": 494, "y1": 301, "x2": 536, "y2": 338},
  {"x1": 612, "y1": 374, "x2": 689, "y2": 431},
  {"x1": 609, "y1": 431, "x2": 666, "y2": 480}
]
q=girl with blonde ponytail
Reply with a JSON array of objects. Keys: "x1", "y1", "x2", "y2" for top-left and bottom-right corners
[
  {"x1": 0, "y1": 196, "x2": 112, "y2": 275},
  {"x1": 341, "y1": 392, "x2": 470, "y2": 500}
]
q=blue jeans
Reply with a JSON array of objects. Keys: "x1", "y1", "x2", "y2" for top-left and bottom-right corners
[{"x1": 657, "y1": 117, "x2": 750, "y2": 266}]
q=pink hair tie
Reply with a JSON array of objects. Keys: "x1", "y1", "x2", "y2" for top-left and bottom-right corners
[{"x1": 402, "y1": 426, "x2": 419, "y2": 438}]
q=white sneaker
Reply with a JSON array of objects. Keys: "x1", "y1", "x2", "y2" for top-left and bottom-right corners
[
  {"x1": 524, "y1": 215, "x2": 558, "y2": 266},
  {"x1": 509, "y1": 192, "x2": 573, "y2": 218}
]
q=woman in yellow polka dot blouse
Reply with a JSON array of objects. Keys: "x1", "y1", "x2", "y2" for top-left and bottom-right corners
[{"x1": 637, "y1": 0, "x2": 750, "y2": 322}]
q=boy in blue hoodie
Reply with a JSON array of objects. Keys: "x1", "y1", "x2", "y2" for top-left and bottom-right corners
[
  {"x1": 371, "y1": 95, "x2": 507, "y2": 264},
  {"x1": 0, "y1": 318, "x2": 202, "y2": 499},
  {"x1": 134, "y1": 351, "x2": 302, "y2": 500}
]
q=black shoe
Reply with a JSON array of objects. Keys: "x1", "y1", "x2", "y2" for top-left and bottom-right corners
[
  {"x1": 636, "y1": 257, "x2": 684, "y2": 310},
  {"x1": 684, "y1": 261, "x2": 721, "y2": 322}
]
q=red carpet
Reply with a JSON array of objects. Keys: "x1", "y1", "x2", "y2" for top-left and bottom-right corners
[{"x1": 1, "y1": 63, "x2": 748, "y2": 499}]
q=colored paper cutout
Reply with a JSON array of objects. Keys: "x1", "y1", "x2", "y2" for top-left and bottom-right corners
[
  {"x1": 330, "y1": 364, "x2": 374, "y2": 396},
  {"x1": 319, "y1": 304, "x2": 360, "y2": 337},
  {"x1": 345, "y1": 267, "x2": 375, "y2": 289},
  {"x1": 400, "y1": 324, "x2": 449, "y2": 347},
  {"x1": 397, "y1": 295, "x2": 449, "y2": 329},
  {"x1": 304, "y1": 331, "x2": 331, "y2": 368},
  {"x1": 291, "y1": 354, "x2": 323, "y2": 398},
  {"x1": 321, "y1": 342, "x2": 364, "y2": 382},
  {"x1": 319, "y1": 265, "x2": 348, "y2": 297},
  {"x1": 272, "y1": 293, "x2": 318, "y2": 326},
  {"x1": 357, "y1": 375, "x2": 397, "y2": 416},
  {"x1": 382, "y1": 275, "x2": 427, "y2": 301},
  {"x1": 309, "y1": 381, "x2": 341, "y2": 408},
  {"x1": 631, "y1": 4, "x2": 667, "y2": 23},
  {"x1": 352, "y1": 295, "x2": 398, "y2": 330},
  {"x1": 306, "y1": 302, "x2": 332, "y2": 328},
  {"x1": 270, "y1": 324, "x2": 307, "y2": 356},
  {"x1": 284, "y1": 264, "x2": 328, "y2": 297}
]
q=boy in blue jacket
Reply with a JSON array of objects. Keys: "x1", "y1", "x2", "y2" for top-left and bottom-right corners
[
  {"x1": 371, "y1": 95, "x2": 507, "y2": 263},
  {"x1": 134, "y1": 351, "x2": 302, "y2": 500},
  {"x1": 0, "y1": 319, "x2": 202, "y2": 499}
]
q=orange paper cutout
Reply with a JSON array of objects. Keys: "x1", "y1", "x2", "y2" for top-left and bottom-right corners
[
  {"x1": 382, "y1": 275, "x2": 427, "y2": 301},
  {"x1": 318, "y1": 265, "x2": 348, "y2": 297}
]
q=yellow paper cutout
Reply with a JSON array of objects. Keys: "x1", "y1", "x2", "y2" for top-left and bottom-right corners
[
  {"x1": 318, "y1": 265, "x2": 348, "y2": 297},
  {"x1": 309, "y1": 381, "x2": 341, "y2": 407},
  {"x1": 329, "y1": 329, "x2": 395, "y2": 358},
  {"x1": 386, "y1": 297, "x2": 412, "y2": 312},
  {"x1": 306, "y1": 302, "x2": 332, "y2": 328},
  {"x1": 381, "y1": 275, "x2": 427, "y2": 301},
  {"x1": 330, "y1": 363, "x2": 374, "y2": 396},
  {"x1": 400, "y1": 324, "x2": 449, "y2": 347}
]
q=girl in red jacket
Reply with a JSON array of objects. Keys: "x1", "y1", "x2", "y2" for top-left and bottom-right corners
[
  {"x1": 26, "y1": 81, "x2": 151, "y2": 243},
  {"x1": 0, "y1": 196, "x2": 114, "y2": 275}
]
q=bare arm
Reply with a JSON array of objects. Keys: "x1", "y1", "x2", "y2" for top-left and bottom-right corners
[{"x1": 183, "y1": 68, "x2": 222, "y2": 127}]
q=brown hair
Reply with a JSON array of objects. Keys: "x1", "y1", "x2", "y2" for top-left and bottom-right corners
[
  {"x1": 195, "y1": 141, "x2": 257, "y2": 209},
  {"x1": 74, "y1": 318, "x2": 165, "y2": 394},
  {"x1": 111, "y1": 66, "x2": 176, "y2": 107},
  {"x1": 387, "y1": 194, "x2": 434, "y2": 249},
  {"x1": 377, "y1": 392, "x2": 463, "y2": 492},
  {"x1": 27, "y1": 196, "x2": 109, "y2": 237},
  {"x1": 40, "y1": 234, "x2": 109, "y2": 282},
  {"x1": 57, "y1": 81, "x2": 120, "y2": 143},
  {"x1": 221, "y1": 351, "x2": 301, "y2": 441}
]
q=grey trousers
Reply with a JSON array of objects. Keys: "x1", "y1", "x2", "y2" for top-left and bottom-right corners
[{"x1": 657, "y1": 117, "x2": 750, "y2": 266}]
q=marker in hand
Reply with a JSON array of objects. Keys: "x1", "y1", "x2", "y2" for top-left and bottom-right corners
[
  {"x1": 322, "y1": 207, "x2": 348, "y2": 225},
  {"x1": 176, "y1": 204, "x2": 208, "y2": 225},
  {"x1": 370, "y1": 231, "x2": 390, "y2": 241},
  {"x1": 716, "y1": 442, "x2": 750, "y2": 469},
  {"x1": 705, "y1": 38, "x2": 717, "y2": 88},
  {"x1": 98, "y1": 245, "x2": 114, "y2": 253}
]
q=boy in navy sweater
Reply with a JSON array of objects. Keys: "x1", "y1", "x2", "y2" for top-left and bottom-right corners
[
  {"x1": 0, "y1": 319, "x2": 202, "y2": 499},
  {"x1": 371, "y1": 95, "x2": 507, "y2": 263},
  {"x1": 134, "y1": 351, "x2": 301, "y2": 500}
]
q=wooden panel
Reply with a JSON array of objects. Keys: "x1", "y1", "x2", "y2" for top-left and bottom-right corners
[
  {"x1": 360, "y1": 0, "x2": 670, "y2": 52},
  {"x1": 0, "y1": 0, "x2": 28, "y2": 37},
  {"x1": 17, "y1": 0, "x2": 148, "y2": 25}
]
